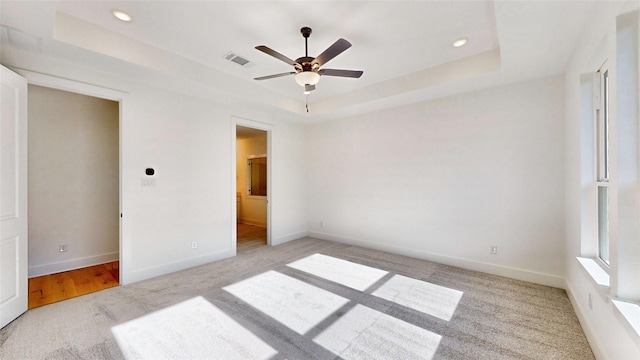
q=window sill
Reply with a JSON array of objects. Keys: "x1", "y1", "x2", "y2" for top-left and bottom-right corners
[
  {"x1": 612, "y1": 299, "x2": 640, "y2": 337},
  {"x1": 576, "y1": 257, "x2": 610, "y2": 288},
  {"x1": 576, "y1": 258, "x2": 640, "y2": 337}
]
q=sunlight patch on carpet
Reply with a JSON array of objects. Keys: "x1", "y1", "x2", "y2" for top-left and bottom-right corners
[
  {"x1": 372, "y1": 274, "x2": 463, "y2": 321},
  {"x1": 287, "y1": 253, "x2": 389, "y2": 291},
  {"x1": 313, "y1": 304, "x2": 441, "y2": 360},
  {"x1": 223, "y1": 270, "x2": 349, "y2": 334},
  {"x1": 111, "y1": 296, "x2": 277, "y2": 360}
]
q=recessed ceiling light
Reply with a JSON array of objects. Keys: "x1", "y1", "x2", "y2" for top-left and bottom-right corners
[
  {"x1": 112, "y1": 10, "x2": 132, "y2": 22},
  {"x1": 452, "y1": 37, "x2": 468, "y2": 47}
]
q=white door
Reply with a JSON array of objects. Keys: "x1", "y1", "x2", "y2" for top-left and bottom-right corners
[{"x1": 0, "y1": 65, "x2": 28, "y2": 328}]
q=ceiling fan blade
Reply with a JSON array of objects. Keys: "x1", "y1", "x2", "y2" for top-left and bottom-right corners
[
  {"x1": 255, "y1": 45, "x2": 297, "y2": 66},
  {"x1": 254, "y1": 72, "x2": 296, "y2": 81},
  {"x1": 313, "y1": 38, "x2": 351, "y2": 67},
  {"x1": 319, "y1": 69, "x2": 363, "y2": 78}
]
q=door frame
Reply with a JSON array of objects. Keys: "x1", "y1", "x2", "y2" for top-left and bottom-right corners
[
  {"x1": 231, "y1": 116, "x2": 272, "y2": 252},
  {"x1": 12, "y1": 68, "x2": 129, "y2": 284}
]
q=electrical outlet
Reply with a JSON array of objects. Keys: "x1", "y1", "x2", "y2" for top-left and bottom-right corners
[
  {"x1": 59, "y1": 244, "x2": 68, "y2": 253},
  {"x1": 141, "y1": 178, "x2": 156, "y2": 187},
  {"x1": 490, "y1": 245, "x2": 498, "y2": 255},
  {"x1": 191, "y1": 241, "x2": 198, "y2": 249}
]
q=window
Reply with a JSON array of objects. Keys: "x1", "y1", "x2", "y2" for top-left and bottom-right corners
[
  {"x1": 247, "y1": 156, "x2": 267, "y2": 196},
  {"x1": 578, "y1": 11, "x2": 640, "y2": 335},
  {"x1": 596, "y1": 68, "x2": 610, "y2": 266}
]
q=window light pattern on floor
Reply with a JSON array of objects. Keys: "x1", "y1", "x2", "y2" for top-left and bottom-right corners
[
  {"x1": 216, "y1": 254, "x2": 465, "y2": 359},
  {"x1": 372, "y1": 274, "x2": 463, "y2": 321},
  {"x1": 287, "y1": 253, "x2": 389, "y2": 291},
  {"x1": 111, "y1": 296, "x2": 277, "y2": 360},
  {"x1": 287, "y1": 253, "x2": 463, "y2": 321},
  {"x1": 313, "y1": 304, "x2": 442, "y2": 360},
  {"x1": 222, "y1": 270, "x2": 349, "y2": 335}
]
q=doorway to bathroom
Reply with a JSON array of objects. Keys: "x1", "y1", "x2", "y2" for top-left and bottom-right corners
[{"x1": 235, "y1": 125, "x2": 268, "y2": 251}]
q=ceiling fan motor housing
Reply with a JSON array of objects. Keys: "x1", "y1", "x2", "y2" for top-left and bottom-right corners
[{"x1": 294, "y1": 57, "x2": 319, "y2": 73}]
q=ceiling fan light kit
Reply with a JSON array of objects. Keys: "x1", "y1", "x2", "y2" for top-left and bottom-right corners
[
  {"x1": 295, "y1": 71, "x2": 320, "y2": 86},
  {"x1": 254, "y1": 26, "x2": 363, "y2": 95}
]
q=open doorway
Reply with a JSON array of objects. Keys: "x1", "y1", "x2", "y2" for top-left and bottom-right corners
[
  {"x1": 236, "y1": 125, "x2": 268, "y2": 252},
  {"x1": 26, "y1": 85, "x2": 120, "y2": 308}
]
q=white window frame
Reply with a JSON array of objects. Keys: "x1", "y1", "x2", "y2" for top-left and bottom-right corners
[{"x1": 595, "y1": 66, "x2": 610, "y2": 268}]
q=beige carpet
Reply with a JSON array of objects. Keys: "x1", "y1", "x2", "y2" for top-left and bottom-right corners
[{"x1": 0, "y1": 237, "x2": 594, "y2": 359}]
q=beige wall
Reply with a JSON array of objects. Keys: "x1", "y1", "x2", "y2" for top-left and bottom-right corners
[
  {"x1": 28, "y1": 85, "x2": 119, "y2": 276},
  {"x1": 236, "y1": 131, "x2": 267, "y2": 227}
]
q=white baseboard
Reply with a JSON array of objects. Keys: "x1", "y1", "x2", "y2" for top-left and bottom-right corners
[
  {"x1": 124, "y1": 249, "x2": 235, "y2": 285},
  {"x1": 125, "y1": 231, "x2": 307, "y2": 284},
  {"x1": 564, "y1": 280, "x2": 606, "y2": 359},
  {"x1": 271, "y1": 231, "x2": 308, "y2": 246},
  {"x1": 239, "y1": 218, "x2": 267, "y2": 227},
  {"x1": 29, "y1": 252, "x2": 119, "y2": 278},
  {"x1": 308, "y1": 231, "x2": 566, "y2": 289}
]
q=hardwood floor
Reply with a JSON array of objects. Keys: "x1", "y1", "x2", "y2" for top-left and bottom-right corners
[
  {"x1": 28, "y1": 262, "x2": 119, "y2": 309},
  {"x1": 237, "y1": 223, "x2": 267, "y2": 251}
]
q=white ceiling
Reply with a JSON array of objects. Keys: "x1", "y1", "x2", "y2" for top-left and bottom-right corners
[{"x1": 0, "y1": 1, "x2": 607, "y2": 121}]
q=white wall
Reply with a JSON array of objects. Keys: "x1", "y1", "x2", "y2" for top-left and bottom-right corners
[
  {"x1": 120, "y1": 88, "x2": 308, "y2": 283},
  {"x1": 268, "y1": 117, "x2": 309, "y2": 245},
  {"x1": 236, "y1": 134, "x2": 268, "y2": 227},
  {"x1": 121, "y1": 88, "x2": 235, "y2": 282},
  {"x1": 2, "y1": 49, "x2": 309, "y2": 285},
  {"x1": 28, "y1": 85, "x2": 119, "y2": 276},
  {"x1": 564, "y1": 2, "x2": 640, "y2": 358},
  {"x1": 307, "y1": 75, "x2": 566, "y2": 287}
]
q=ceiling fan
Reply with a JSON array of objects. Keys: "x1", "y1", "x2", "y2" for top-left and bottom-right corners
[{"x1": 254, "y1": 27, "x2": 363, "y2": 94}]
